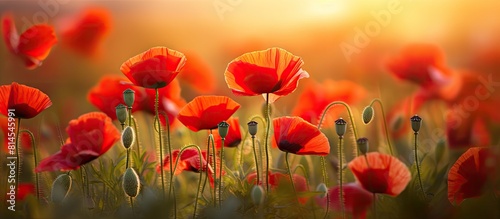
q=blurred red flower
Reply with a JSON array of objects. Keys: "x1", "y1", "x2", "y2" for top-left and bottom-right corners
[
  {"x1": 177, "y1": 96, "x2": 240, "y2": 132},
  {"x1": 120, "y1": 47, "x2": 186, "y2": 89},
  {"x1": 291, "y1": 80, "x2": 366, "y2": 127},
  {"x1": 247, "y1": 171, "x2": 308, "y2": 204},
  {"x1": 35, "y1": 112, "x2": 120, "y2": 172},
  {"x1": 157, "y1": 148, "x2": 224, "y2": 187},
  {"x1": 224, "y1": 47, "x2": 309, "y2": 103},
  {"x1": 273, "y1": 116, "x2": 330, "y2": 155},
  {"x1": 0, "y1": 82, "x2": 52, "y2": 119},
  {"x1": 178, "y1": 52, "x2": 216, "y2": 93},
  {"x1": 87, "y1": 75, "x2": 186, "y2": 127},
  {"x1": 18, "y1": 183, "x2": 35, "y2": 201},
  {"x1": 212, "y1": 117, "x2": 242, "y2": 148},
  {"x1": 60, "y1": 7, "x2": 111, "y2": 56},
  {"x1": 2, "y1": 13, "x2": 57, "y2": 69},
  {"x1": 316, "y1": 183, "x2": 373, "y2": 219},
  {"x1": 348, "y1": 152, "x2": 411, "y2": 196},
  {"x1": 448, "y1": 147, "x2": 497, "y2": 205}
]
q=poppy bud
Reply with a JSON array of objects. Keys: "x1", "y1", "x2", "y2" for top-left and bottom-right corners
[
  {"x1": 335, "y1": 118, "x2": 347, "y2": 137},
  {"x1": 410, "y1": 115, "x2": 422, "y2": 133},
  {"x1": 121, "y1": 126, "x2": 135, "y2": 149},
  {"x1": 123, "y1": 88, "x2": 135, "y2": 108},
  {"x1": 316, "y1": 183, "x2": 328, "y2": 198},
  {"x1": 362, "y1": 106, "x2": 374, "y2": 124},
  {"x1": 115, "y1": 104, "x2": 128, "y2": 125},
  {"x1": 123, "y1": 168, "x2": 140, "y2": 198},
  {"x1": 251, "y1": 185, "x2": 265, "y2": 205},
  {"x1": 51, "y1": 174, "x2": 72, "y2": 204},
  {"x1": 218, "y1": 121, "x2": 230, "y2": 140},
  {"x1": 247, "y1": 121, "x2": 258, "y2": 136},
  {"x1": 357, "y1": 137, "x2": 369, "y2": 155}
]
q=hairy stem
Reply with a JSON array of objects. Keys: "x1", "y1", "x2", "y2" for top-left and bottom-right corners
[
  {"x1": 369, "y1": 99, "x2": 394, "y2": 156},
  {"x1": 264, "y1": 93, "x2": 271, "y2": 192},
  {"x1": 414, "y1": 132, "x2": 425, "y2": 198}
]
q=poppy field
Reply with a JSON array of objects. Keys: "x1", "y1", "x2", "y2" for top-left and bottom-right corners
[{"x1": 1, "y1": 1, "x2": 500, "y2": 218}]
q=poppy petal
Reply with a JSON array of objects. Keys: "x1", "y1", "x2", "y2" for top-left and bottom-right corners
[
  {"x1": 2, "y1": 13, "x2": 19, "y2": 53},
  {"x1": 177, "y1": 96, "x2": 240, "y2": 132},
  {"x1": 0, "y1": 82, "x2": 52, "y2": 119},
  {"x1": 273, "y1": 116, "x2": 330, "y2": 155}
]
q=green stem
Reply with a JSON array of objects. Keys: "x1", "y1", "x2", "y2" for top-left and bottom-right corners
[
  {"x1": 373, "y1": 193, "x2": 377, "y2": 219},
  {"x1": 338, "y1": 137, "x2": 345, "y2": 219},
  {"x1": 285, "y1": 152, "x2": 299, "y2": 205},
  {"x1": 414, "y1": 132, "x2": 425, "y2": 198},
  {"x1": 264, "y1": 93, "x2": 271, "y2": 192},
  {"x1": 154, "y1": 88, "x2": 165, "y2": 200},
  {"x1": 131, "y1": 116, "x2": 141, "y2": 156},
  {"x1": 130, "y1": 197, "x2": 134, "y2": 214},
  {"x1": 21, "y1": 130, "x2": 38, "y2": 201},
  {"x1": 252, "y1": 136, "x2": 260, "y2": 185},
  {"x1": 219, "y1": 139, "x2": 225, "y2": 207},
  {"x1": 209, "y1": 133, "x2": 217, "y2": 207},
  {"x1": 172, "y1": 144, "x2": 204, "y2": 218},
  {"x1": 128, "y1": 107, "x2": 132, "y2": 127},
  {"x1": 317, "y1": 101, "x2": 359, "y2": 156},
  {"x1": 321, "y1": 157, "x2": 329, "y2": 219},
  {"x1": 126, "y1": 148, "x2": 130, "y2": 169},
  {"x1": 14, "y1": 118, "x2": 21, "y2": 196},
  {"x1": 369, "y1": 99, "x2": 394, "y2": 156}
]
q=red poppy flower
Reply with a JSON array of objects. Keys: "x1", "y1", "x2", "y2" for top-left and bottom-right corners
[
  {"x1": 213, "y1": 117, "x2": 242, "y2": 149},
  {"x1": 224, "y1": 47, "x2": 309, "y2": 103},
  {"x1": 316, "y1": 183, "x2": 373, "y2": 219},
  {"x1": 0, "y1": 82, "x2": 52, "y2": 119},
  {"x1": 157, "y1": 148, "x2": 224, "y2": 187},
  {"x1": 291, "y1": 80, "x2": 366, "y2": 127},
  {"x1": 60, "y1": 7, "x2": 111, "y2": 56},
  {"x1": 247, "y1": 171, "x2": 308, "y2": 204},
  {"x1": 2, "y1": 13, "x2": 57, "y2": 69},
  {"x1": 348, "y1": 152, "x2": 411, "y2": 196},
  {"x1": 35, "y1": 112, "x2": 120, "y2": 172},
  {"x1": 177, "y1": 96, "x2": 240, "y2": 132},
  {"x1": 385, "y1": 43, "x2": 453, "y2": 88},
  {"x1": 273, "y1": 116, "x2": 330, "y2": 155},
  {"x1": 178, "y1": 52, "x2": 216, "y2": 93},
  {"x1": 156, "y1": 148, "x2": 207, "y2": 175},
  {"x1": 120, "y1": 47, "x2": 186, "y2": 89},
  {"x1": 87, "y1": 75, "x2": 186, "y2": 126},
  {"x1": 448, "y1": 147, "x2": 497, "y2": 205}
]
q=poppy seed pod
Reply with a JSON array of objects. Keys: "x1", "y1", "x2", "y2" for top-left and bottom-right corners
[
  {"x1": 335, "y1": 118, "x2": 347, "y2": 137},
  {"x1": 251, "y1": 185, "x2": 265, "y2": 205},
  {"x1": 362, "y1": 106, "x2": 374, "y2": 124},
  {"x1": 218, "y1": 121, "x2": 230, "y2": 139},
  {"x1": 316, "y1": 183, "x2": 328, "y2": 198},
  {"x1": 115, "y1": 104, "x2": 128, "y2": 125},
  {"x1": 357, "y1": 137, "x2": 369, "y2": 155},
  {"x1": 123, "y1": 168, "x2": 140, "y2": 198},
  {"x1": 121, "y1": 126, "x2": 135, "y2": 149},
  {"x1": 51, "y1": 174, "x2": 72, "y2": 204},
  {"x1": 247, "y1": 121, "x2": 258, "y2": 136},
  {"x1": 123, "y1": 88, "x2": 135, "y2": 108},
  {"x1": 410, "y1": 115, "x2": 422, "y2": 133}
]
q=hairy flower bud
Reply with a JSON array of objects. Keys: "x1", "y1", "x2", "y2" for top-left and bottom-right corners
[
  {"x1": 251, "y1": 185, "x2": 265, "y2": 205},
  {"x1": 362, "y1": 106, "x2": 374, "y2": 124},
  {"x1": 316, "y1": 183, "x2": 328, "y2": 198},
  {"x1": 123, "y1": 168, "x2": 140, "y2": 198},
  {"x1": 121, "y1": 126, "x2": 135, "y2": 149}
]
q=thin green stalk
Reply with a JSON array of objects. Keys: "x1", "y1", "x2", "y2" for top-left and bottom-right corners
[
  {"x1": 154, "y1": 88, "x2": 165, "y2": 200},
  {"x1": 14, "y1": 118, "x2": 21, "y2": 195},
  {"x1": 21, "y1": 130, "x2": 38, "y2": 201},
  {"x1": 369, "y1": 99, "x2": 394, "y2": 156},
  {"x1": 172, "y1": 144, "x2": 204, "y2": 218},
  {"x1": 128, "y1": 108, "x2": 132, "y2": 127},
  {"x1": 372, "y1": 193, "x2": 377, "y2": 219},
  {"x1": 317, "y1": 101, "x2": 359, "y2": 156},
  {"x1": 414, "y1": 132, "x2": 425, "y2": 198},
  {"x1": 131, "y1": 116, "x2": 141, "y2": 156},
  {"x1": 285, "y1": 152, "x2": 299, "y2": 205},
  {"x1": 252, "y1": 136, "x2": 260, "y2": 184},
  {"x1": 219, "y1": 139, "x2": 225, "y2": 207},
  {"x1": 209, "y1": 133, "x2": 217, "y2": 207},
  {"x1": 264, "y1": 93, "x2": 271, "y2": 192},
  {"x1": 126, "y1": 149, "x2": 130, "y2": 169},
  {"x1": 338, "y1": 137, "x2": 345, "y2": 219},
  {"x1": 321, "y1": 157, "x2": 330, "y2": 219},
  {"x1": 130, "y1": 197, "x2": 134, "y2": 214}
]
